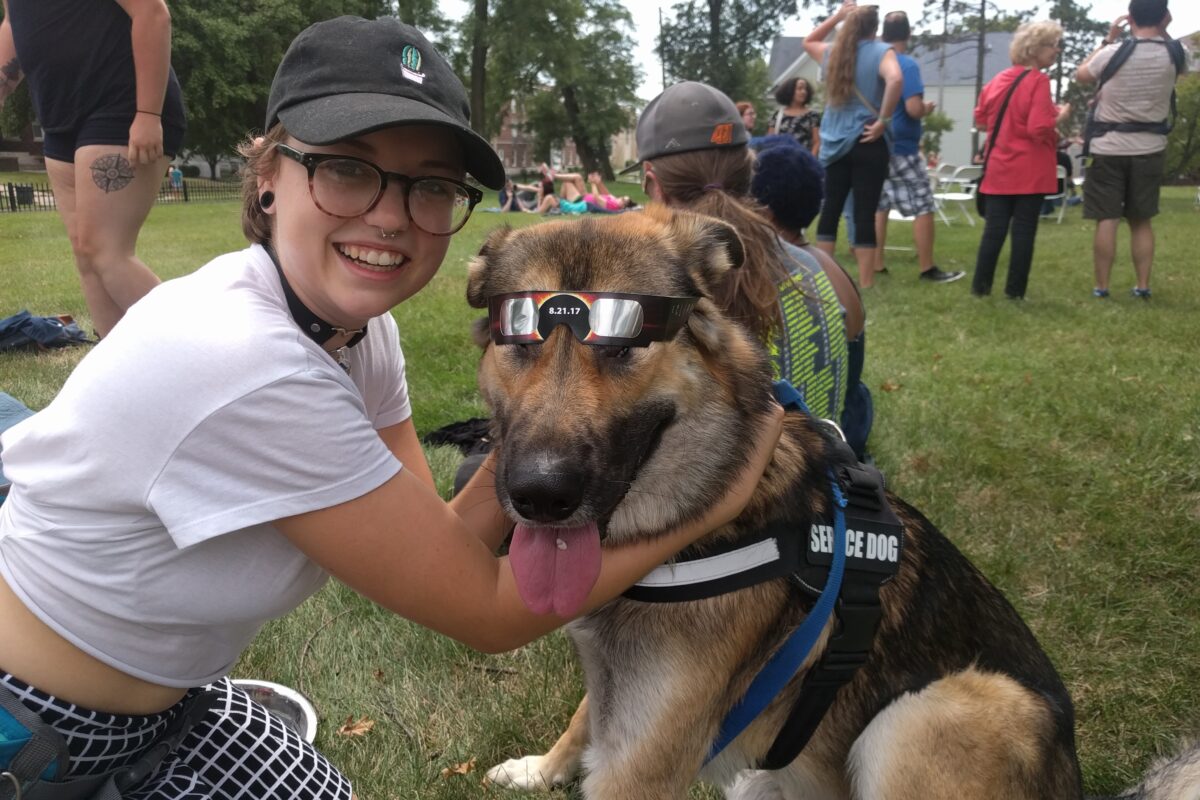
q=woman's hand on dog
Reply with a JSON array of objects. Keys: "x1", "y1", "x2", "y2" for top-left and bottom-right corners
[{"x1": 698, "y1": 398, "x2": 785, "y2": 534}]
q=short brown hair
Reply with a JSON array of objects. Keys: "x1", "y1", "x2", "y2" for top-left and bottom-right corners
[{"x1": 237, "y1": 124, "x2": 289, "y2": 245}]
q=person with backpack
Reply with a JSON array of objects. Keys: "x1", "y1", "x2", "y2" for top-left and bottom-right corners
[{"x1": 1076, "y1": 0, "x2": 1184, "y2": 300}]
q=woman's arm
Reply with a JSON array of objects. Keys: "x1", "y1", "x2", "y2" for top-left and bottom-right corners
[
  {"x1": 114, "y1": 0, "x2": 172, "y2": 165},
  {"x1": 804, "y1": 0, "x2": 852, "y2": 61},
  {"x1": 862, "y1": 49, "x2": 902, "y2": 143},
  {"x1": 272, "y1": 403, "x2": 783, "y2": 653},
  {"x1": 1027, "y1": 72, "x2": 1062, "y2": 146},
  {"x1": 0, "y1": 0, "x2": 22, "y2": 110},
  {"x1": 811, "y1": 121, "x2": 821, "y2": 156}
]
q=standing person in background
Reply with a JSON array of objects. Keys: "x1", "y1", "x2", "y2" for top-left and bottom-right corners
[
  {"x1": 1076, "y1": 0, "x2": 1183, "y2": 300},
  {"x1": 0, "y1": 0, "x2": 187, "y2": 338},
  {"x1": 736, "y1": 101, "x2": 759, "y2": 134},
  {"x1": 872, "y1": 10, "x2": 964, "y2": 284},
  {"x1": 766, "y1": 77, "x2": 822, "y2": 154},
  {"x1": 804, "y1": 0, "x2": 903, "y2": 289},
  {"x1": 971, "y1": 20, "x2": 1070, "y2": 300}
]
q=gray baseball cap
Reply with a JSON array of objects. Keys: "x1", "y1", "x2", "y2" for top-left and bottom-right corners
[
  {"x1": 265, "y1": 16, "x2": 505, "y2": 189},
  {"x1": 619, "y1": 81, "x2": 749, "y2": 175}
]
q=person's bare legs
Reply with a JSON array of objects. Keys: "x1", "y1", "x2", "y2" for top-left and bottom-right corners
[
  {"x1": 1092, "y1": 218, "x2": 1119, "y2": 293},
  {"x1": 1128, "y1": 217, "x2": 1154, "y2": 291},
  {"x1": 852, "y1": 246, "x2": 877, "y2": 288},
  {"x1": 558, "y1": 174, "x2": 586, "y2": 201},
  {"x1": 47, "y1": 145, "x2": 166, "y2": 337},
  {"x1": 913, "y1": 212, "x2": 936, "y2": 271},
  {"x1": 588, "y1": 171, "x2": 611, "y2": 197}
]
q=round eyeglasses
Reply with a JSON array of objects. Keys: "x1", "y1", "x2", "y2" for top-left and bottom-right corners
[{"x1": 275, "y1": 143, "x2": 483, "y2": 236}]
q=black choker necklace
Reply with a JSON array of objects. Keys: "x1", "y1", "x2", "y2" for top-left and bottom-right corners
[{"x1": 266, "y1": 245, "x2": 367, "y2": 373}]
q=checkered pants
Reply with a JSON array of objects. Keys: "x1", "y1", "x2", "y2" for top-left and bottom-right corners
[
  {"x1": 877, "y1": 153, "x2": 936, "y2": 217},
  {"x1": 0, "y1": 673, "x2": 352, "y2": 799}
]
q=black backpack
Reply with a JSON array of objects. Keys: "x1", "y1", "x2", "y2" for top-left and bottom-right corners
[{"x1": 1083, "y1": 37, "x2": 1187, "y2": 157}]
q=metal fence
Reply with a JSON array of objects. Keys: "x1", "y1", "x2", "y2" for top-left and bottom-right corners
[{"x1": 1, "y1": 178, "x2": 241, "y2": 213}]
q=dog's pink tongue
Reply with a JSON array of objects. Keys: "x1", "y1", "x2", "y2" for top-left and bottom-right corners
[{"x1": 509, "y1": 522, "x2": 602, "y2": 617}]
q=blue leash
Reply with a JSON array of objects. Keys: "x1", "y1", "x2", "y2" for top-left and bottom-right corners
[{"x1": 704, "y1": 384, "x2": 849, "y2": 763}]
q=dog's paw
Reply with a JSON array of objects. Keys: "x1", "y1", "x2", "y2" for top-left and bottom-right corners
[{"x1": 484, "y1": 755, "x2": 572, "y2": 791}]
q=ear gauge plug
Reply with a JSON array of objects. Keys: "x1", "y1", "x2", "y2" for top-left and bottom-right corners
[{"x1": 260, "y1": 191, "x2": 275, "y2": 209}]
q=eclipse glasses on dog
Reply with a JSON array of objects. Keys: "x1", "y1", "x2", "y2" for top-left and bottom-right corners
[{"x1": 488, "y1": 291, "x2": 698, "y2": 347}]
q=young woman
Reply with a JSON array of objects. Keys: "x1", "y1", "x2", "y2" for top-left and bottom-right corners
[
  {"x1": 749, "y1": 134, "x2": 872, "y2": 460},
  {"x1": 804, "y1": 0, "x2": 903, "y2": 289},
  {"x1": 971, "y1": 20, "x2": 1071, "y2": 300},
  {"x1": 736, "y1": 100, "x2": 759, "y2": 135},
  {"x1": 0, "y1": 0, "x2": 188, "y2": 338},
  {"x1": 635, "y1": 81, "x2": 849, "y2": 424},
  {"x1": 766, "y1": 77, "x2": 822, "y2": 154},
  {"x1": 0, "y1": 18, "x2": 780, "y2": 799}
]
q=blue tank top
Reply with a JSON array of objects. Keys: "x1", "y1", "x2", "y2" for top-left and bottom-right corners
[{"x1": 818, "y1": 39, "x2": 892, "y2": 166}]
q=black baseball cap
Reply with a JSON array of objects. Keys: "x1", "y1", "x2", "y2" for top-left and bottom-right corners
[
  {"x1": 619, "y1": 81, "x2": 749, "y2": 175},
  {"x1": 265, "y1": 16, "x2": 505, "y2": 189}
]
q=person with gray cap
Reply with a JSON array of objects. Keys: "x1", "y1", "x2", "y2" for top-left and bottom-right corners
[
  {"x1": 628, "y1": 80, "x2": 849, "y2": 425},
  {"x1": 0, "y1": 17, "x2": 780, "y2": 799}
]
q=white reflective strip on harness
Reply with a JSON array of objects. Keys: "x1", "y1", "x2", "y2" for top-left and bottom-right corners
[{"x1": 633, "y1": 539, "x2": 783, "y2": 588}]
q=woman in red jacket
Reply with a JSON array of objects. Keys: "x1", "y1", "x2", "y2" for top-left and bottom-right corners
[{"x1": 971, "y1": 20, "x2": 1071, "y2": 299}]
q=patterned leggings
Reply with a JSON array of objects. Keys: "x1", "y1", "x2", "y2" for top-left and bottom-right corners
[{"x1": 0, "y1": 673, "x2": 352, "y2": 799}]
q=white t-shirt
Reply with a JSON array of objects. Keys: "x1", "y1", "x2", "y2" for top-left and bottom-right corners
[
  {"x1": 1089, "y1": 38, "x2": 1180, "y2": 157},
  {"x1": 0, "y1": 245, "x2": 410, "y2": 687}
]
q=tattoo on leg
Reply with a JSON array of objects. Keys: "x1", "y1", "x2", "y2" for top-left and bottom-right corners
[
  {"x1": 91, "y1": 154, "x2": 135, "y2": 193},
  {"x1": 0, "y1": 57, "x2": 23, "y2": 96}
]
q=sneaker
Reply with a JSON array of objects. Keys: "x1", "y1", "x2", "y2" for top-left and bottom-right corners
[
  {"x1": 919, "y1": 266, "x2": 966, "y2": 283},
  {"x1": 1131, "y1": 287, "x2": 1152, "y2": 299},
  {"x1": 1093, "y1": 288, "x2": 1110, "y2": 298}
]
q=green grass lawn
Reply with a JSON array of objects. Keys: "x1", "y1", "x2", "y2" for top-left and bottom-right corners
[{"x1": 2, "y1": 190, "x2": 1198, "y2": 798}]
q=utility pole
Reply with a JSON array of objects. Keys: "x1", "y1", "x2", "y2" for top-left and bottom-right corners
[{"x1": 972, "y1": 0, "x2": 986, "y2": 156}]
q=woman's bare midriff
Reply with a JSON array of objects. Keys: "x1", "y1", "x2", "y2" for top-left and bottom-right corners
[{"x1": 0, "y1": 577, "x2": 187, "y2": 715}]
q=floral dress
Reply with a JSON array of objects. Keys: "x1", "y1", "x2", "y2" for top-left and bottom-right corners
[{"x1": 774, "y1": 109, "x2": 822, "y2": 150}]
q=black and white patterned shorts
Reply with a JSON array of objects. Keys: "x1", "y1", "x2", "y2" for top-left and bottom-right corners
[
  {"x1": 878, "y1": 153, "x2": 936, "y2": 217},
  {"x1": 0, "y1": 672, "x2": 352, "y2": 799}
]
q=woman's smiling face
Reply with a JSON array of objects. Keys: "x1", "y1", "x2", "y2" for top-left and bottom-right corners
[{"x1": 259, "y1": 125, "x2": 464, "y2": 329}]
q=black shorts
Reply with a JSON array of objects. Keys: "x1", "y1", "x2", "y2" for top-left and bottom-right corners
[
  {"x1": 43, "y1": 114, "x2": 186, "y2": 164},
  {"x1": 1082, "y1": 151, "x2": 1165, "y2": 221}
]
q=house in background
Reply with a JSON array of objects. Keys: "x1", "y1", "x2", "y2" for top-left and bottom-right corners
[
  {"x1": 490, "y1": 97, "x2": 637, "y2": 177},
  {"x1": 767, "y1": 31, "x2": 1017, "y2": 167}
]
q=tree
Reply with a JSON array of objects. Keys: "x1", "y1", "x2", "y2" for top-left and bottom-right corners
[
  {"x1": 1046, "y1": 0, "x2": 1108, "y2": 135},
  {"x1": 1166, "y1": 73, "x2": 1200, "y2": 180},
  {"x1": 658, "y1": 0, "x2": 796, "y2": 103},
  {"x1": 170, "y1": 0, "x2": 392, "y2": 176},
  {"x1": 482, "y1": 0, "x2": 641, "y2": 178}
]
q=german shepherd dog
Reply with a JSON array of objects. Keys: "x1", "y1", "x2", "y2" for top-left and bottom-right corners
[{"x1": 466, "y1": 205, "x2": 1199, "y2": 799}]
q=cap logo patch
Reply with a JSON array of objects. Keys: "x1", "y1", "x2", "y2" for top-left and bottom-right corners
[
  {"x1": 710, "y1": 123, "x2": 734, "y2": 145},
  {"x1": 400, "y1": 44, "x2": 426, "y2": 84},
  {"x1": 665, "y1": 137, "x2": 682, "y2": 150}
]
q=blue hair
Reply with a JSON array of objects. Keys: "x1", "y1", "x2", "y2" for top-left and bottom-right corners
[{"x1": 748, "y1": 136, "x2": 825, "y2": 232}]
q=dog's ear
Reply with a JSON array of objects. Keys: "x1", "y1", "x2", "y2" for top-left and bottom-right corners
[
  {"x1": 685, "y1": 298, "x2": 728, "y2": 355},
  {"x1": 669, "y1": 212, "x2": 745, "y2": 298},
  {"x1": 466, "y1": 225, "x2": 515, "y2": 309}
]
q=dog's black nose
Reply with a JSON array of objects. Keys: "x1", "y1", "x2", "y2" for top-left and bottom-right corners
[{"x1": 507, "y1": 464, "x2": 586, "y2": 523}]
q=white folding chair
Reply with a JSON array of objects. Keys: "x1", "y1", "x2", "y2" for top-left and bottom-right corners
[
  {"x1": 931, "y1": 165, "x2": 983, "y2": 226},
  {"x1": 1040, "y1": 165, "x2": 1070, "y2": 224}
]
